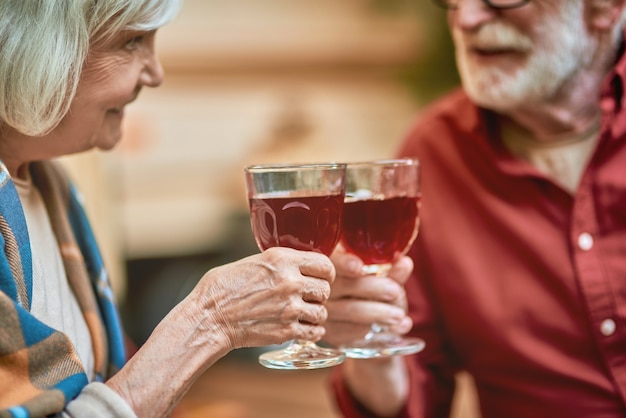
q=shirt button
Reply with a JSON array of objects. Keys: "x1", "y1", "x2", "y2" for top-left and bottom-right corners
[
  {"x1": 601, "y1": 319, "x2": 616, "y2": 336},
  {"x1": 578, "y1": 233, "x2": 594, "y2": 251}
]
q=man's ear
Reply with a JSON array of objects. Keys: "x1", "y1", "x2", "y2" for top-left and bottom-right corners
[{"x1": 588, "y1": 0, "x2": 625, "y2": 31}]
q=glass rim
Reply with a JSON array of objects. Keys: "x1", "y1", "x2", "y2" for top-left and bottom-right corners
[
  {"x1": 244, "y1": 162, "x2": 346, "y2": 173},
  {"x1": 345, "y1": 158, "x2": 420, "y2": 168}
]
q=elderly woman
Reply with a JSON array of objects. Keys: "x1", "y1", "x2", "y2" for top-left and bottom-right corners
[{"x1": 0, "y1": 1, "x2": 335, "y2": 417}]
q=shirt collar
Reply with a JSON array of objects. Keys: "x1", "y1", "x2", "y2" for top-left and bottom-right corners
[{"x1": 599, "y1": 30, "x2": 626, "y2": 140}]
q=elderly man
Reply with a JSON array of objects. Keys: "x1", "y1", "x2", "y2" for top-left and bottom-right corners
[{"x1": 325, "y1": 0, "x2": 626, "y2": 417}]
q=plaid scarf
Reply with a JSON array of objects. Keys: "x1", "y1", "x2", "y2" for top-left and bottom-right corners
[{"x1": 0, "y1": 161, "x2": 126, "y2": 418}]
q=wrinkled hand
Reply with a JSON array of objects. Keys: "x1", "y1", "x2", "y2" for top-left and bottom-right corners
[
  {"x1": 108, "y1": 247, "x2": 335, "y2": 417},
  {"x1": 190, "y1": 247, "x2": 335, "y2": 350},
  {"x1": 323, "y1": 246, "x2": 413, "y2": 348}
]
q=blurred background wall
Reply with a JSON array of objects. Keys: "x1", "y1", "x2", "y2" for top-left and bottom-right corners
[{"x1": 61, "y1": 1, "x2": 471, "y2": 416}]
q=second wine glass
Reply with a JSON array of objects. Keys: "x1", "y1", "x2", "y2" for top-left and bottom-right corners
[
  {"x1": 339, "y1": 158, "x2": 425, "y2": 358},
  {"x1": 244, "y1": 162, "x2": 347, "y2": 369}
]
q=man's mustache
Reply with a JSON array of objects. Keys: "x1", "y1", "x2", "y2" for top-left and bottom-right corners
[{"x1": 457, "y1": 23, "x2": 533, "y2": 52}]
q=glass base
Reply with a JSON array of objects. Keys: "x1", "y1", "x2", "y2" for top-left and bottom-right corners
[
  {"x1": 340, "y1": 332, "x2": 425, "y2": 359},
  {"x1": 259, "y1": 340, "x2": 346, "y2": 370}
]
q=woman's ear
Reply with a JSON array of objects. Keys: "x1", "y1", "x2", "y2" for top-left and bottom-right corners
[{"x1": 588, "y1": 0, "x2": 625, "y2": 30}]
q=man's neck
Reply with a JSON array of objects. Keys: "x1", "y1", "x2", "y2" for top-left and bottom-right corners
[{"x1": 502, "y1": 105, "x2": 601, "y2": 143}]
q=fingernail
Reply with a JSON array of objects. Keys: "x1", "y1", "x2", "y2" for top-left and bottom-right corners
[
  {"x1": 389, "y1": 310, "x2": 404, "y2": 323},
  {"x1": 398, "y1": 317, "x2": 412, "y2": 332},
  {"x1": 384, "y1": 284, "x2": 399, "y2": 299}
]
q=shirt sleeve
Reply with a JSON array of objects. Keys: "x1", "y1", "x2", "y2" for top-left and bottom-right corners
[{"x1": 63, "y1": 382, "x2": 137, "y2": 418}]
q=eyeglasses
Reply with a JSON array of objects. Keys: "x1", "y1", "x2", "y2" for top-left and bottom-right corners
[{"x1": 433, "y1": 0, "x2": 530, "y2": 10}]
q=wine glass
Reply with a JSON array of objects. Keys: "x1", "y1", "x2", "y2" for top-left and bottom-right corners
[
  {"x1": 244, "y1": 162, "x2": 347, "y2": 369},
  {"x1": 339, "y1": 158, "x2": 425, "y2": 358}
]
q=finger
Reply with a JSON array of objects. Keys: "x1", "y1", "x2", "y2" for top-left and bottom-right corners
[
  {"x1": 298, "y1": 303, "x2": 328, "y2": 325},
  {"x1": 302, "y1": 279, "x2": 331, "y2": 303},
  {"x1": 292, "y1": 323, "x2": 326, "y2": 343},
  {"x1": 330, "y1": 275, "x2": 403, "y2": 303},
  {"x1": 327, "y1": 298, "x2": 407, "y2": 326},
  {"x1": 297, "y1": 251, "x2": 336, "y2": 283},
  {"x1": 330, "y1": 246, "x2": 364, "y2": 278},
  {"x1": 387, "y1": 316, "x2": 413, "y2": 335},
  {"x1": 250, "y1": 321, "x2": 326, "y2": 345},
  {"x1": 386, "y1": 256, "x2": 414, "y2": 285}
]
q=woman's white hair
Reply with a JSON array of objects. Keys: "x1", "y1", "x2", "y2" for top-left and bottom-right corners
[{"x1": 0, "y1": 0, "x2": 182, "y2": 136}]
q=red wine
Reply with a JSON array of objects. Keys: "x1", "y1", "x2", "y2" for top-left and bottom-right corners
[
  {"x1": 249, "y1": 193, "x2": 344, "y2": 255},
  {"x1": 341, "y1": 196, "x2": 420, "y2": 265}
]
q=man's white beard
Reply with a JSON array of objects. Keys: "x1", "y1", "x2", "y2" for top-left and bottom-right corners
[{"x1": 453, "y1": 2, "x2": 594, "y2": 112}]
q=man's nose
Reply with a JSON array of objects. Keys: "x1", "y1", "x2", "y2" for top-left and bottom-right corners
[{"x1": 453, "y1": 0, "x2": 498, "y2": 31}]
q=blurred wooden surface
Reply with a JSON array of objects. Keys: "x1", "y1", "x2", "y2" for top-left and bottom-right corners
[
  {"x1": 171, "y1": 355, "x2": 342, "y2": 418},
  {"x1": 170, "y1": 354, "x2": 480, "y2": 418}
]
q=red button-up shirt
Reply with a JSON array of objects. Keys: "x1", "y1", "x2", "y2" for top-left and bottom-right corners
[{"x1": 332, "y1": 46, "x2": 626, "y2": 418}]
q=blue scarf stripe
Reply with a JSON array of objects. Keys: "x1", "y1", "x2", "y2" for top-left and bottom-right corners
[
  {"x1": 0, "y1": 171, "x2": 31, "y2": 308},
  {"x1": 67, "y1": 184, "x2": 126, "y2": 370},
  {"x1": 15, "y1": 304, "x2": 55, "y2": 346},
  {"x1": 53, "y1": 373, "x2": 89, "y2": 396},
  {"x1": 95, "y1": 269, "x2": 126, "y2": 368},
  {"x1": 7, "y1": 406, "x2": 28, "y2": 418}
]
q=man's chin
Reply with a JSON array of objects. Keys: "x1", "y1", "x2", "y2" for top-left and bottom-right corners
[
  {"x1": 468, "y1": 93, "x2": 519, "y2": 113},
  {"x1": 464, "y1": 85, "x2": 514, "y2": 112},
  {"x1": 462, "y1": 73, "x2": 530, "y2": 112}
]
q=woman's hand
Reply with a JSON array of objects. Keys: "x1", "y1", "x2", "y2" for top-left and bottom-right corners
[
  {"x1": 323, "y1": 246, "x2": 413, "y2": 348},
  {"x1": 108, "y1": 247, "x2": 335, "y2": 418},
  {"x1": 191, "y1": 247, "x2": 336, "y2": 350}
]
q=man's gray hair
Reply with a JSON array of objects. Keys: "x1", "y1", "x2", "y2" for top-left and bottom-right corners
[{"x1": 0, "y1": 0, "x2": 182, "y2": 136}]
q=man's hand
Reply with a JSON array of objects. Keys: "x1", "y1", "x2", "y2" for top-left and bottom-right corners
[{"x1": 324, "y1": 246, "x2": 414, "y2": 348}]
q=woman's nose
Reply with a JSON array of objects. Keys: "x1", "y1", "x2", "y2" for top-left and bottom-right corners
[{"x1": 141, "y1": 52, "x2": 164, "y2": 88}]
